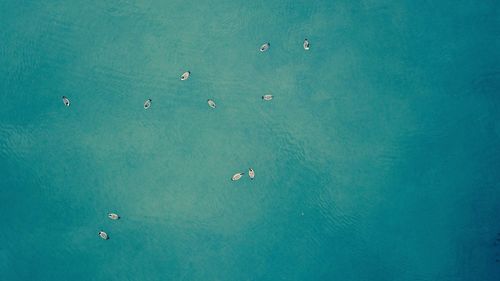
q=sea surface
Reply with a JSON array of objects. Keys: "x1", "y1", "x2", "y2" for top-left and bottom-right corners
[{"x1": 1, "y1": 1, "x2": 499, "y2": 280}]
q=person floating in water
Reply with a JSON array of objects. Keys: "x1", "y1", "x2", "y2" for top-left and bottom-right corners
[
  {"x1": 207, "y1": 99, "x2": 216, "y2": 109},
  {"x1": 98, "y1": 231, "x2": 109, "y2": 240},
  {"x1": 260, "y1": 42, "x2": 270, "y2": 52},
  {"x1": 262, "y1": 94, "x2": 273, "y2": 101},
  {"x1": 231, "y1": 172, "x2": 244, "y2": 181},
  {"x1": 181, "y1": 71, "x2": 190, "y2": 81},
  {"x1": 108, "y1": 213, "x2": 120, "y2": 220},
  {"x1": 303, "y1": 39, "x2": 310, "y2": 50},
  {"x1": 248, "y1": 168, "x2": 255, "y2": 180},
  {"x1": 144, "y1": 99, "x2": 152, "y2": 109},
  {"x1": 62, "y1": 96, "x2": 70, "y2": 107}
]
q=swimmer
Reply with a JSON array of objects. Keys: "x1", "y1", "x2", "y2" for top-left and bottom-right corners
[
  {"x1": 260, "y1": 42, "x2": 270, "y2": 52},
  {"x1": 98, "y1": 231, "x2": 109, "y2": 240},
  {"x1": 62, "y1": 96, "x2": 70, "y2": 107},
  {"x1": 207, "y1": 99, "x2": 216, "y2": 109},
  {"x1": 231, "y1": 172, "x2": 244, "y2": 181},
  {"x1": 262, "y1": 94, "x2": 273, "y2": 101},
  {"x1": 248, "y1": 168, "x2": 255, "y2": 180},
  {"x1": 180, "y1": 71, "x2": 190, "y2": 81},
  {"x1": 144, "y1": 99, "x2": 152, "y2": 109},
  {"x1": 303, "y1": 38, "x2": 310, "y2": 50},
  {"x1": 108, "y1": 213, "x2": 120, "y2": 220}
]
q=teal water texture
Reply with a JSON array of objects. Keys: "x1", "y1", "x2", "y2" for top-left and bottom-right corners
[{"x1": 1, "y1": 0, "x2": 500, "y2": 280}]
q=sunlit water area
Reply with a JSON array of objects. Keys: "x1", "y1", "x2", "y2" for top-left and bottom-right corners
[{"x1": 1, "y1": 0, "x2": 499, "y2": 280}]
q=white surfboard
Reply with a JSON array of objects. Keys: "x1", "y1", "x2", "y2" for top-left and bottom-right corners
[
  {"x1": 303, "y1": 39, "x2": 310, "y2": 50},
  {"x1": 62, "y1": 96, "x2": 70, "y2": 107},
  {"x1": 108, "y1": 213, "x2": 120, "y2": 220},
  {"x1": 99, "y1": 231, "x2": 109, "y2": 240},
  {"x1": 260, "y1": 42, "x2": 270, "y2": 52},
  {"x1": 207, "y1": 99, "x2": 216, "y2": 109},
  {"x1": 144, "y1": 99, "x2": 152, "y2": 109},
  {"x1": 248, "y1": 168, "x2": 255, "y2": 180},
  {"x1": 262, "y1": 94, "x2": 273, "y2": 101},
  {"x1": 231, "y1": 172, "x2": 244, "y2": 181},
  {"x1": 180, "y1": 71, "x2": 190, "y2": 81}
]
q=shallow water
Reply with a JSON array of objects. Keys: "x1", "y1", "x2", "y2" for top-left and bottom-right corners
[{"x1": 1, "y1": 0, "x2": 500, "y2": 280}]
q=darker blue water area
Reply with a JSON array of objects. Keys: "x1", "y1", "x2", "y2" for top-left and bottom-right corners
[{"x1": 1, "y1": 0, "x2": 500, "y2": 280}]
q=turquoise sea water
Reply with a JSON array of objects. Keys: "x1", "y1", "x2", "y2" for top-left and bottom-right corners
[{"x1": 1, "y1": 0, "x2": 500, "y2": 280}]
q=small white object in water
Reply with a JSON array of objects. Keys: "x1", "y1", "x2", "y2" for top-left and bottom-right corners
[
  {"x1": 108, "y1": 213, "x2": 120, "y2": 220},
  {"x1": 144, "y1": 99, "x2": 152, "y2": 109},
  {"x1": 260, "y1": 42, "x2": 270, "y2": 52},
  {"x1": 231, "y1": 172, "x2": 244, "y2": 181},
  {"x1": 303, "y1": 38, "x2": 310, "y2": 50},
  {"x1": 207, "y1": 99, "x2": 216, "y2": 109},
  {"x1": 248, "y1": 168, "x2": 255, "y2": 180},
  {"x1": 62, "y1": 96, "x2": 70, "y2": 107},
  {"x1": 99, "y1": 231, "x2": 109, "y2": 240},
  {"x1": 262, "y1": 94, "x2": 273, "y2": 101},
  {"x1": 180, "y1": 71, "x2": 190, "y2": 81}
]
